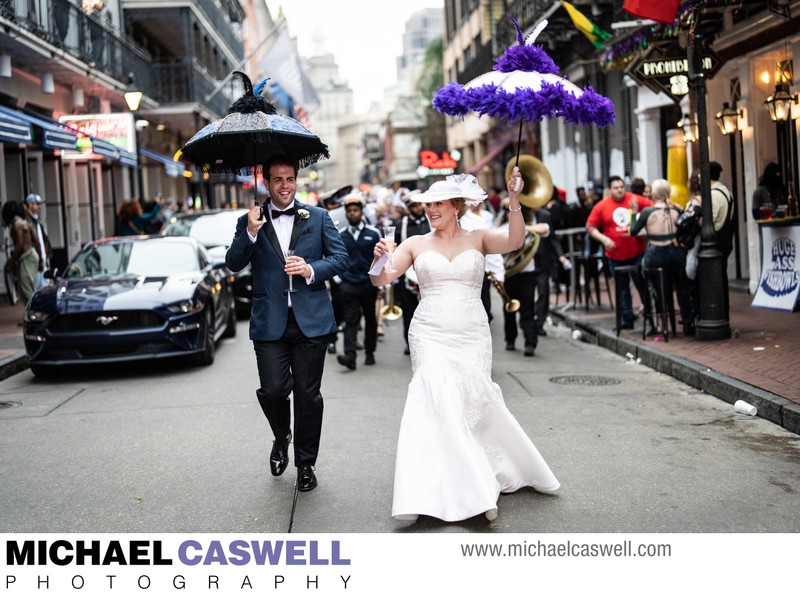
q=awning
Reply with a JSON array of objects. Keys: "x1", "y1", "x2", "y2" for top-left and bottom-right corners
[
  {"x1": 140, "y1": 147, "x2": 185, "y2": 178},
  {"x1": 118, "y1": 149, "x2": 138, "y2": 168},
  {"x1": 0, "y1": 105, "x2": 77, "y2": 151},
  {"x1": 87, "y1": 137, "x2": 119, "y2": 160},
  {"x1": 0, "y1": 110, "x2": 33, "y2": 144}
]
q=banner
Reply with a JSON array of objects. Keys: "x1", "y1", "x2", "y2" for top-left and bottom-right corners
[
  {"x1": 260, "y1": 28, "x2": 320, "y2": 115},
  {"x1": 2, "y1": 533, "x2": 796, "y2": 592},
  {"x1": 622, "y1": 0, "x2": 681, "y2": 24},
  {"x1": 560, "y1": 1, "x2": 611, "y2": 48},
  {"x1": 752, "y1": 223, "x2": 800, "y2": 311}
]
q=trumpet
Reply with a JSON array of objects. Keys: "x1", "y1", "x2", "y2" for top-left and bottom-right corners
[
  {"x1": 380, "y1": 282, "x2": 403, "y2": 320},
  {"x1": 487, "y1": 272, "x2": 520, "y2": 313}
]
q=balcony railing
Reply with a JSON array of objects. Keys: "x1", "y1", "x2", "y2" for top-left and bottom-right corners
[
  {"x1": 0, "y1": 0, "x2": 152, "y2": 87},
  {"x1": 193, "y1": 0, "x2": 244, "y2": 60},
  {"x1": 151, "y1": 61, "x2": 235, "y2": 118}
]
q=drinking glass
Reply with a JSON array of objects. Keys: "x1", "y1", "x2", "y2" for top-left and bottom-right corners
[
  {"x1": 383, "y1": 226, "x2": 396, "y2": 273},
  {"x1": 758, "y1": 203, "x2": 773, "y2": 221},
  {"x1": 284, "y1": 249, "x2": 297, "y2": 293}
]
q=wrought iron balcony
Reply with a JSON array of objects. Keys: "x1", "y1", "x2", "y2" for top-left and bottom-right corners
[
  {"x1": 0, "y1": 0, "x2": 152, "y2": 87},
  {"x1": 150, "y1": 61, "x2": 235, "y2": 119}
]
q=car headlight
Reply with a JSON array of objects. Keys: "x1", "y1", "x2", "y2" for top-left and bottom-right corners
[
  {"x1": 166, "y1": 299, "x2": 203, "y2": 314},
  {"x1": 24, "y1": 310, "x2": 49, "y2": 323}
]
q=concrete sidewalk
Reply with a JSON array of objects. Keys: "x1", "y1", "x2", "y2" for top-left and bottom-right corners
[
  {"x1": 2, "y1": 281, "x2": 800, "y2": 436},
  {"x1": 548, "y1": 278, "x2": 800, "y2": 435}
]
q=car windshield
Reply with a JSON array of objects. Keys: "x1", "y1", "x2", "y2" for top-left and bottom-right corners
[
  {"x1": 162, "y1": 211, "x2": 243, "y2": 248},
  {"x1": 64, "y1": 241, "x2": 200, "y2": 279}
]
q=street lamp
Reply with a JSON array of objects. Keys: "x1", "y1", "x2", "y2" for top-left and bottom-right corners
[
  {"x1": 687, "y1": 6, "x2": 730, "y2": 341},
  {"x1": 124, "y1": 74, "x2": 145, "y2": 199},
  {"x1": 764, "y1": 84, "x2": 797, "y2": 122},
  {"x1": 677, "y1": 113, "x2": 698, "y2": 143}
]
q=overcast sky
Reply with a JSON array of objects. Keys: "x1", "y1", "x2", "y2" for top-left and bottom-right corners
[{"x1": 265, "y1": 1, "x2": 443, "y2": 112}]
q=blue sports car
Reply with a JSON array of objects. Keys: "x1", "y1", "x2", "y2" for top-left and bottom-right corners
[{"x1": 23, "y1": 235, "x2": 236, "y2": 376}]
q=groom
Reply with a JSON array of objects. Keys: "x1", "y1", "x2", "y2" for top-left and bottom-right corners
[{"x1": 226, "y1": 156, "x2": 349, "y2": 492}]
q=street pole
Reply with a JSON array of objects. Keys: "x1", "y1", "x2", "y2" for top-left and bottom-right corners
[
  {"x1": 134, "y1": 125, "x2": 145, "y2": 200},
  {"x1": 690, "y1": 6, "x2": 731, "y2": 341}
]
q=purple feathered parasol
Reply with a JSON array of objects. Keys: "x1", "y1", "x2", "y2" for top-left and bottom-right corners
[{"x1": 433, "y1": 18, "x2": 615, "y2": 171}]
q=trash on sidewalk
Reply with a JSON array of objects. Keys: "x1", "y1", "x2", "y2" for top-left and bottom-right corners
[
  {"x1": 571, "y1": 329, "x2": 582, "y2": 341},
  {"x1": 733, "y1": 400, "x2": 758, "y2": 416},
  {"x1": 625, "y1": 352, "x2": 641, "y2": 365},
  {"x1": 753, "y1": 347, "x2": 766, "y2": 351}
]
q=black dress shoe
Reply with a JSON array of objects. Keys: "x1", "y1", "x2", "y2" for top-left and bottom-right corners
[
  {"x1": 505, "y1": 343, "x2": 516, "y2": 351},
  {"x1": 297, "y1": 464, "x2": 317, "y2": 492},
  {"x1": 524, "y1": 345, "x2": 535, "y2": 357},
  {"x1": 270, "y1": 433, "x2": 291, "y2": 477},
  {"x1": 337, "y1": 354, "x2": 356, "y2": 370},
  {"x1": 403, "y1": 345, "x2": 410, "y2": 355},
  {"x1": 364, "y1": 352, "x2": 375, "y2": 365}
]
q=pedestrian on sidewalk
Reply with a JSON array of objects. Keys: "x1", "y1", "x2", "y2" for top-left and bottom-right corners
[
  {"x1": 25, "y1": 194, "x2": 51, "y2": 289},
  {"x1": 629, "y1": 179, "x2": 694, "y2": 336},
  {"x1": 336, "y1": 195, "x2": 381, "y2": 370},
  {"x1": 225, "y1": 156, "x2": 350, "y2": 493},
  {"x1": 586, "y1": 175, "x2": 653, "y2": 330},
  {"x1": 3, "y1": 200, "x2": 41, "y2": 304}
]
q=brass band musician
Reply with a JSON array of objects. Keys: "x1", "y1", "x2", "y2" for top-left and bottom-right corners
[{"x1": 498, "y1": 200, "x2": 565, "y2": 357}]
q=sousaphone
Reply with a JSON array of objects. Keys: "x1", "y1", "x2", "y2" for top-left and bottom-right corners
[{"x1": 505, "y1": 154, "x2": 554, "y2": 209}]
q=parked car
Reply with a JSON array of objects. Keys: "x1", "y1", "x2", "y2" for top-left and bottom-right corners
[
  {"x1": 23, "y1": 236, "x2": 236, "y2": 376},
  {"x1": 162, "y1": 209, "x2": 252, "y2": 318}
]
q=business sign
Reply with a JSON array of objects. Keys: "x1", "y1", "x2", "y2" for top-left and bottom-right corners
[
  {"x1": 752, "y1": 224, "x2": 800, "y2": 311},
  {"x1": 417, "y1": 149, "x2": 460, "y2": 178},
  {"x1": 625, "y1": 43, "x2": 722, "y2": 104},
  {"x1": 59, "y1": 113, "x2": 136, "y2": 154}
]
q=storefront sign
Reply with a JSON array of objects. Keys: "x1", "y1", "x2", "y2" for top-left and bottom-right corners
[
  {"x1": 59, "y1": 113, "x2": 136, "y2": 154},
  {"x1": 752, "y1": 224, "x2": 800, "y2": 311},
  {"x1": 625, "y1": 43, "x2": 721, "y2": 104},
  {"x1": 417, "y1": 149, "x2": 460, "y2": 178}
]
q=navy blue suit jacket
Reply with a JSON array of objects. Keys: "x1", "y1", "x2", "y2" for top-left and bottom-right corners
[{"x1": 225, "y1": 201, "x2": 349, "y2": 341}]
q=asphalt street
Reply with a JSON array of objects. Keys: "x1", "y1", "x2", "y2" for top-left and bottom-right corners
[{"x1": 1, "y1": 300, "x2": 799, "y2": 534}]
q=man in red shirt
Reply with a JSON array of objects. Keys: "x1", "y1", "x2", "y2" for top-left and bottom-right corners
[{"x1": 586, "y1": 176, "x2": 652, "y2": 329}]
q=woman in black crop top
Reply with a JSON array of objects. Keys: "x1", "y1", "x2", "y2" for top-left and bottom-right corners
[{"x1": 629, "y1": 179, "x2": 694, "y2": 336}]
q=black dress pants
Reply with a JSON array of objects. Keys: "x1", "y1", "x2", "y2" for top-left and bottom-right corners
[
  {"x1": 504, "y1": 270, "x2": 539, "y2": 349},
  {"x1": 340, "y1": 281, "x2": 378, "y2": 360},
  {"x1": 253, "y1": 310, "x2": 328, "y2": 467}
]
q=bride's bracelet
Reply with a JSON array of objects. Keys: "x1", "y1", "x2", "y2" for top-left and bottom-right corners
[{"x1": 508, "y1": 205, "x2": 522, "y2": 212}]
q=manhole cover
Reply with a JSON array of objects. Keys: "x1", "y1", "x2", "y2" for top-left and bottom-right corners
[
  {"x1": 0, "y1": 401, "x2": 22, "y2": 409},
  {"x1": 549, "y1": 375, "x2": 621, "y2": 386}
]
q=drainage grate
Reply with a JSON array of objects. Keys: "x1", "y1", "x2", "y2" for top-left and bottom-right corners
[
  {"x1": 549, "y1": 375, "x2": 621, "y2": 386},
  {"x1": 0, "y1": 401, "x2": 22, "y2": 409}
]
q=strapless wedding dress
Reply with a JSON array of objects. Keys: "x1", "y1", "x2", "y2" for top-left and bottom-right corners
[{"x1": 392, "y1": 249, "x2": 560, "y2": 522}]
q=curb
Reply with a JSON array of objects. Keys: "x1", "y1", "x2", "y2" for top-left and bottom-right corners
[
  {"x1": 553, "y1": 312, "x2": 800, "y2": 437},
  {"x1": 0, "y1": 352, "x2": 28, "y2": 382}
]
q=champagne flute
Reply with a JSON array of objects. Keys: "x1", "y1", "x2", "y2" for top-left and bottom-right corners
[
  {"x1": 383, "y1": 226, "x2": 396, "y2": 273},
  {"x1": 284, "y1": 249, "x2": 298, "y2": 293}
]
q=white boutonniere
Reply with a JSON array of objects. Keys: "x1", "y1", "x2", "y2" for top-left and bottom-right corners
[{"x1": 297, "y1": 208, "x2": 310, "y2": 220}]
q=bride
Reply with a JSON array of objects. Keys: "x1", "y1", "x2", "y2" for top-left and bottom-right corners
[{"x1": 370, "y1": 170, "x2": 560, "y2": 522}]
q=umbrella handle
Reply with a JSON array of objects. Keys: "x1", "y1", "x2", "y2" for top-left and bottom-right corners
[{"x1": 513, "y1": 167, "x2": 522, "y2": 192}]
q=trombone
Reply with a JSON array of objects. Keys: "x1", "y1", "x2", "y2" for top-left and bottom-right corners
[
  {"x1": 487, "y1": 272, "x2": 520, "y2": 313},
  {"x1": 380, "y1": 282, "x2": 403, "y2": 320}
]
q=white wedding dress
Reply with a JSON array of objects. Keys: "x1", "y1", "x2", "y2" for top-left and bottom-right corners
[{"x1": 392, "y1": 249, "x2": 560, "y2": 522}]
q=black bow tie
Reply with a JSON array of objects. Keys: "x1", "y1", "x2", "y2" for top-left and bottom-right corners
[{"x1": 272, "y1": 208, "x2": 295, "y2": 219}]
